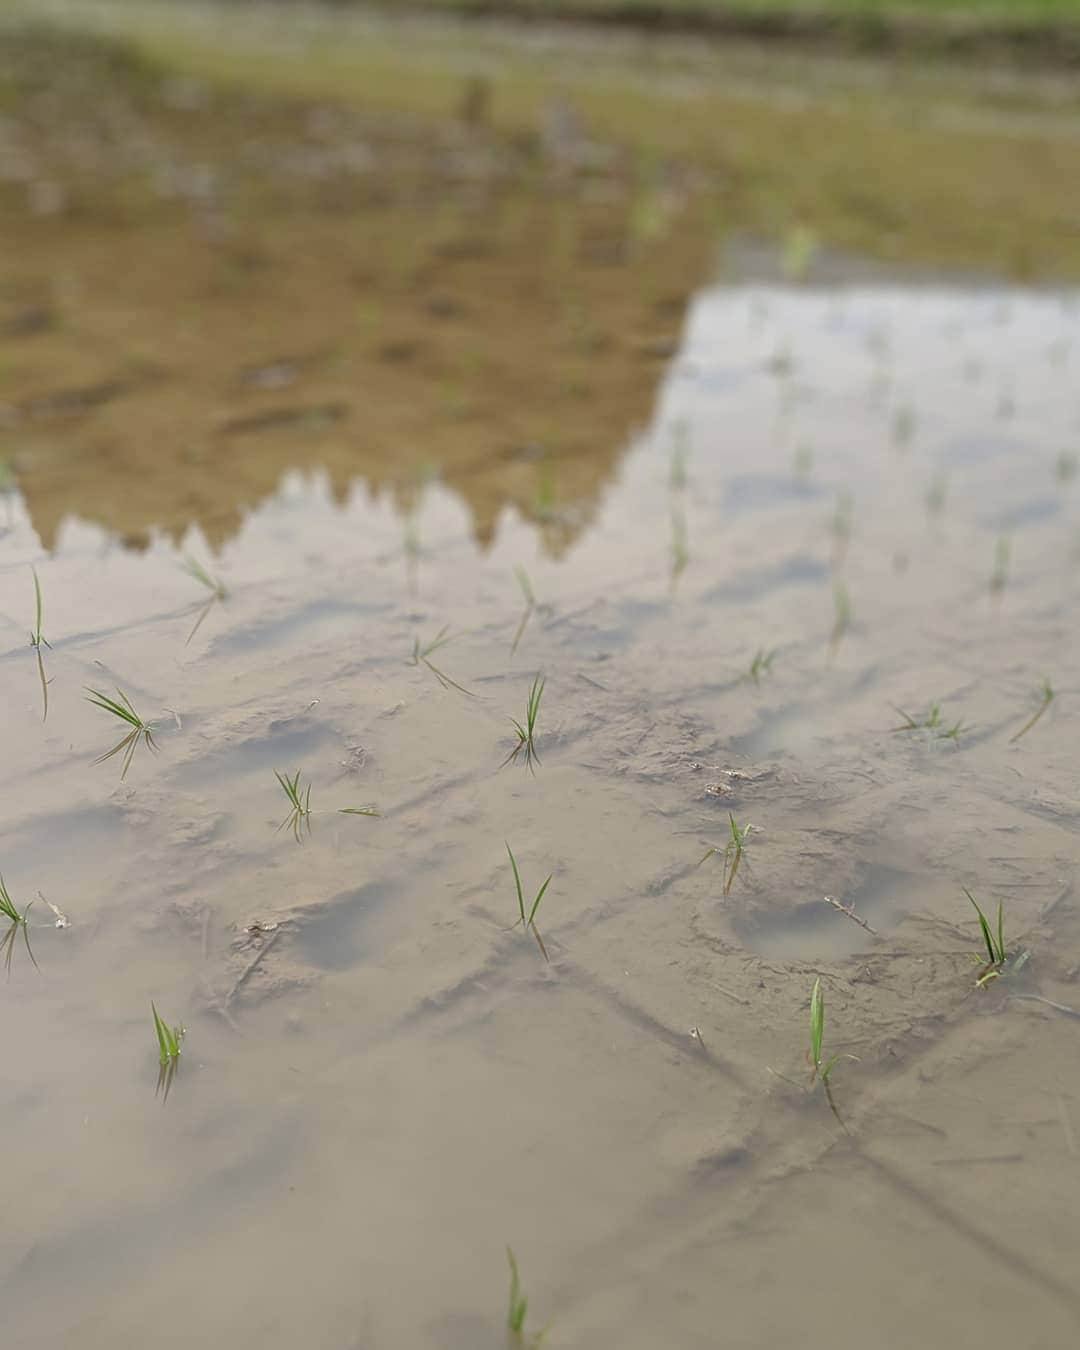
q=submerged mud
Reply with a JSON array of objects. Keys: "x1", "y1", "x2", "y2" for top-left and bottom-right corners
[{"x1": 2, "y1": 16, "x2": 1080, "y2": 1350}]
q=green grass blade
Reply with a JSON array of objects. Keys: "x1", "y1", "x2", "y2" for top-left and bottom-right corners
[
  {"x1": 339, "y1": 807, "x2": 380, "y2": 817},
  {"x1": 275, "y1": 770, "x2": 304, "y2": 810},
  {"x1": 510, "y1": 604, "x2": 532, "y2": 658},
  {"x1": 151, "y1": 1003, "x2": 170, "y2": 1066},
  {"x1": 964, "y1": 889, "x2": 996, "y2": 965},
  {"x1": 722, "y1": 838, "x2": 744, "y2": 896},
  {"x1": 185, "y1": 596, "x2": 215, "y2": 645},
  {"x1": 120, "y1": 731, "x2": 139, "y2": 780},
  {"x1": 528, "y1": 875, "x2": 552, "y2": 926},
  {"x1": 997, "y1": 900, "x2": 1006, "y2": 964},
  {"x1": 92, "y1": 728, "x2": 138, "y2": 768},
  {"x1": 514, "y1": 566, "x2": 535, "y2": 608},
  {"x1": 810, "y1": 978, "x2": 824, "y2": 1072},
  {"x1": 35, "y1": 644, "x2": 49, "y2": 722},
  {"x1": 527, "y1": 676, "x2": 545, "y2": 733},
  {"x1": 506, "y1": 843, "x2": 525, "y2": 925},
  {"x1": 506, "y1": 1247, "x2": 526, "y2": 1333},
  {"x1": 182, "y1": 556, "x2": 225, "y2": 598},
  {"x1": 20, "y1": 910, "x2": 39, "y2": 972},
  {"x1": 424, "y1": 658, "x2": 475, "y2": 698},
  {"x1": 32, "y1": 565, "x2": 43, "y2": 642},
  {"x1": 85, "y1": 687, "x2": 142, "y2": 728},
  {"x1": 0, "y1": 876, "x2": 18, "y2": 924}
]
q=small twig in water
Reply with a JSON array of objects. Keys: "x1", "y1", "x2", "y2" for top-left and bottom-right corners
[
  {"x1": 823, "y1": 895, "x2": 878, "y2": 937},
  {"x1": 1009, "y1": 993, "x2": 1080, "y2": 1020}
]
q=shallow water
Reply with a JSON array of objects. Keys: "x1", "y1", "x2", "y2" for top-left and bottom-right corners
[{"x1": 3, "y1": 15, "x2": 1080, "y2": 1350}]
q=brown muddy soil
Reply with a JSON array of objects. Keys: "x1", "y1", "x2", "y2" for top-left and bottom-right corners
[{"x1": 1, "y1": 14, "x2": 1080, "y2": 1350}]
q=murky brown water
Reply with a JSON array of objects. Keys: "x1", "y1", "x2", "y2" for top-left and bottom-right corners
[{"x1": 3, "y1": 9, "x2": 1080, "y2": 1349}]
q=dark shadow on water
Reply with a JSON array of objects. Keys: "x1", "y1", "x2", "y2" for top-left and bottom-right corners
[
  {"x1": 704, "y1": 553, "x2": 828, "y2": 606},
  {"x1": 295, "y1": 882, "x2": 394, "y2": 971},
  {"x1": 735, "y1": 863, "x2": 916, "y2": 960}
]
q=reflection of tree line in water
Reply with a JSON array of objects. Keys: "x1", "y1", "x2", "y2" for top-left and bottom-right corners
[{"x1": 1, "y1": 28, "x2": 717, "y2": 557}]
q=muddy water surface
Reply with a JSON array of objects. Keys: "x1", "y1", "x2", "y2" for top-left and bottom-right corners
[{"x1": 2, "y1": 15, "x2": 1080, "y2": 1350}]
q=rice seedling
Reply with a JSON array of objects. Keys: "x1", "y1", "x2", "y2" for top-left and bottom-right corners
[
  {"x1": 891, "y1": 703, "x2": 942, "y2": 732},
  {"x1": 151, "y1": 1001, "x2": 184, "y2": 1101},
  {"x1": 996, "y1": 388, "x2": 1015, "y2": 422},
  {"x1": 402, "y1": 511, "x2": 422, "y2": 594},
  {"x1": 510, "y1": 566, "x2": 536, "y2": 657},
  {"x1": 181, "y1": 555, "x2": 226, "y2": 644},
  {"x1": 831, "y1": 492, "x2": 854, "y2": 556},
  {"x1": 505, "y1": 1246, "x2": 547, "y2": 1344},
  {"x1": 0, "y1": 875, "x2": 38, "y2": 976},
  {"x1": 700, "y1": 813, "x2": 754, "y2": 897},
  {"x1": 271, "y1": 771, "x2": 378, "y2": 839},
  {"x1": 891, "y1": 702, "x2": 970, "y2": 745},
  {"x1": 792, "y1": 444, "x2": 814, "y2": 479},
  {"x1": 828, "y1": 583, "x2": 852, "y2": 654},
  {"x1": 936, "y1": 718, "x2": 970, "y2": 746},
  {"x1": 669, "y1": 420, "x2": 691, "y2": 490},
  {"x1": 505, "y1": 843, "x2": 551, "y2": 961},
  {"x1": 629, "y1": 179, "x2": 666, "y2": 250},
  {"x1": 748, "y1": 648, "x2": 777, "y2": 683},
  {"x1": 670, "y1": 506, "x2": 688, "y2": 587},
  {"x1": 85, "y1": 687, "x2": 160, "y2": 779},
  {"x1": 535, "y1": 462, "x2": 556, "y2": 522},
  {"x1": 781, "y1": 223, "x2": 818, "y2": 283},
  {"x1": 181, "y1": 555, "x2": 226, "y2": 600},
  {"x1": 29, "y1": 566, "x2": 49, "y2": 650},
  {"x1": 892, "y1": 404, "x2": 915, "y2": 446},
  {"x1": 502, "y1": 676, "x2": 544, "y2": 774},
  {"x1": 29, "y1": 566, "x2": 52, "y2": 720},
  {"x1": 768, "y1": 343, "x2": 794, "y2": 379},
  {"x1": 990, "y1": 535, "x2": 1011, "y2": 595},
  {"x1": 275, "y1": 768, "x2": 312, "y2": 843},
  {"x1": 408, "y1": 626, "x2": 474, "y2": 697},
  {"x1": 964, "y1": 888, "x2": 1007, "y2": 985},
  {"x1": 925, "y1": 473, "x2": 948, "y2": 518},
  {"x1": 809, "y1": 978, "x2": 857, "y2": 1105},
  {"x1": 1010, "y1": 677, "x2": 1054, "y2": 743},
  {"x1": 507, "y1": 1246, "x2": 528, "y2": 1337}
]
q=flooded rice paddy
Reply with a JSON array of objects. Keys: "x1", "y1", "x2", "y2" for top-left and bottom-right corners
[{"x1": 3, "y1": 9, "x2": 1080, "y2": 1348}]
